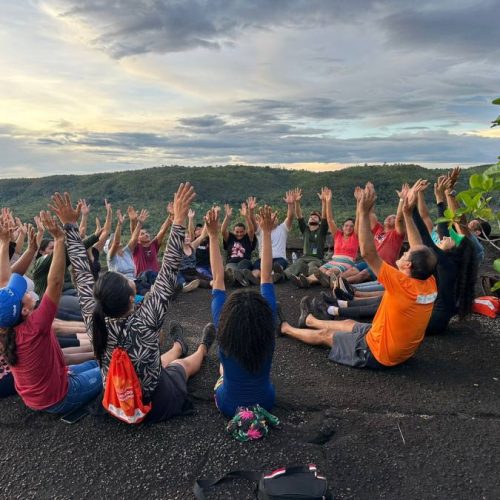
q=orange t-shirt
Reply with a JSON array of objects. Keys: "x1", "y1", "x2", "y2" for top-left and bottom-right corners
[{"x1": 366, "y1": 262, "x2": 437, "y2": 366}]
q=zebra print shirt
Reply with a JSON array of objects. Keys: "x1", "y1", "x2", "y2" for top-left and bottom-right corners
[{"x1": 65, "y1": 223, "x2": 185, "y2": 400}]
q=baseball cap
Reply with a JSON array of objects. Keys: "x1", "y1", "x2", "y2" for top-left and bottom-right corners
[{"x1": 0, "y1": 273, "x2": 28, "y2": 327}]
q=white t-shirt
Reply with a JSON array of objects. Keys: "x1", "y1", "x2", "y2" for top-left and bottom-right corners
[
  {"x1": 107, "y1": 246, "x2": 135, "y2": 279},
  {"x1": 256, "y1": 222, "x2": 289, "y2": 260}
]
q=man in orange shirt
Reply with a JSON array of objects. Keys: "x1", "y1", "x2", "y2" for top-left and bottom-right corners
[{"x1": 279, "y1": 182, "x2": 437, "y2": 368}]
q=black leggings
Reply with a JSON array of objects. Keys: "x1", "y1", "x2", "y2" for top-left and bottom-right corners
[{"x1": 338, "y1": 297, "x2": 381, "y2": 320}]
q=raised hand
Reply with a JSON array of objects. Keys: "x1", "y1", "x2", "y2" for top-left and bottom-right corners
[
  {"x1": 402, "y1": 189, "x2": 418, "y2": 214},
  {"x1": 359, "y1": 183, "x2": 377, "y2": 213},
  {"x1": 293, "y1": 188, "x2": 303, "y2": 202},
  {"x1": 255, "y1": 205, "x2": 277, "y2": 233},
  {"x1": 204, "y1": 207, "x2": 220, "y2": 235},
  {"x1": 173, "y1": 182, "x2": 196, "y2": 226},
  {"x1": 396, "y1": 183, "x2": 410, "y2": 200},
  {"x1": 224, "y1": 204, "x2": 233, "y2": 218},
  {"x1": 49, "y1": 192, "x2": 81, "y2": 225},
  {"x1": 116, "y1": 209, "x2": 125, "y2": 225},
  {"x1": 167, "y1": 201, "x2": 174, "y2": 215},
  {"x1": 127, "y1": 205, "x2": 138, "y2": 221},
  {"x1": 79, "y1": 199, "x2": 91, "y2": 216},
  {"x1": 94, "y1": 217, "x2": 102, "y2": 236},
  {"x1": 317, "y1": 187, "x2": 325, "y2": 201},
  {"x1": 138, "y1": 209, "x2": 149, "y2": 224},
  {"x1": 283, "y1": 190, "x2": 294, "y2": 204},
  {"x1": 434, "y1": 175, "x2": 450, "y2": 197},
  {"x1": 188, "y1": 208, "x2": 195, "y2": 219},
  {"x1": 247, "y1": 197, "x2": 257, "y2": 211},
  {"x1": 240, "y1": 202, "x2": 248, "y2": 217},
  {"x1": 448, "y1": 166, "x2": 461, "y2": 188},
  {"x1": 0, "y1": 218, "x2": 13, "y2": 243},
  {"x1": 354, "y1": 186, "x2": 363, "y2": 201},
  {"x1": 323, "y1": 187, "x2": 332, "y2": 202},
  {"x1": 27, "y1": 225, "x2": 38, "y2": 252},
  {"x1": 40, "y1": 211, "x2": 64, "y2": 240}
]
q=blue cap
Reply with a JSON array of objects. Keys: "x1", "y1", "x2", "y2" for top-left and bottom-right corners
[{"x1": 0, "y1": 274, "x2": 28, "y2": 327}]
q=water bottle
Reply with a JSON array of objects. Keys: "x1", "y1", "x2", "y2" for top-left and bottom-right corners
[{"x1": 292, "y1": 252, "x2": 298, "y2": 263}]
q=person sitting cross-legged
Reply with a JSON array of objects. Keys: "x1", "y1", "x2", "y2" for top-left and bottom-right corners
[
  {"x1": 207, "y1": 205, "x2": 277, "y2": 418},
  {"x1": 279, "y1": 183, "x2": 438, "y2": 369}
]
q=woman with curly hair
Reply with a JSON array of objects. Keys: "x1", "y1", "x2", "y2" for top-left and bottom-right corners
[{"x1": 206, "y1": 205, "x2": 277, "y2": 418}]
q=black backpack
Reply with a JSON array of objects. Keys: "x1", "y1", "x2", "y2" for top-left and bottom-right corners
[{"x1": 193, "y1": 464, "x2": 332, "y2": 499}]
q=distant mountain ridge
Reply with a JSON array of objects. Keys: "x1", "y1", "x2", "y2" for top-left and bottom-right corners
[{"x1": 1, "y1": 163, "x2": 490, "y2": 230}]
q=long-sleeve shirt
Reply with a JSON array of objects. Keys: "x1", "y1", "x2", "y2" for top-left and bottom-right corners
[
  {"x1": 65, "y1": 223, "x2": 184, "y2": 401},
  {"x1": 33, "y1": 234, "x2": 99, "y2": 297}
]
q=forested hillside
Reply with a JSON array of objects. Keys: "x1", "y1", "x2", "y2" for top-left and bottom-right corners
[{"x1": 0, "y1": 164, "x2": 489, "y2": 232}]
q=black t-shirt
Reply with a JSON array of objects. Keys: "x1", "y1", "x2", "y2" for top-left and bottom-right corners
[
  {"x1": 195, "y1": 238, "x2": 210, "y2": 267},
  {"x1": 224, "y1": 233, "x2": 256, "y2": 263}
]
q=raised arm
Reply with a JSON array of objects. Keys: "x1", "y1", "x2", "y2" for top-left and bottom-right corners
[
  {"x1": 94, "y1": 199, "x2": 113, "y2": 252},
  {"x1": 127, "y1": 209, "x2": 149, "y2": 251},
  {"x1": 240, "y1": 202, "x2": 255, "y2": 242},
  {"x1": 137, "y1": 183, "x2": 195, "y2": 329},
  {"x1": 127, "y1": 205, "x2": 138, "y2": 235},
  {"x1": 51, "y1": 192, "x2": 95, "y2": 330},
  {"x1": 79, "y1": 199, "x2": 90, "y2": 238},
  {"x1": 294, "y1": 188, "x2": 304, "y2": 221},
  {"x1": 402, "y1": 183, "x2": 423, "y2": 248},
  {"x1": 358, "y1": 184, "x2": 383, "y2": 277},
  {"x1": 395, "y1": 183, "x2": 408, "y2": 236},
  {"x1": 256, "y1": 205, "x2": 276, "y2": 284},
  {"x1": 34, "y1": 215, "x2": 45, "y2": 249},
  {"x1": 415, "y1": 180, "x2": 433, "y2": 233},
  {"x1": 155, "y1": 213, "x2": 173, "y2": 248},
  {"x1": 445, "y1": 167, "x2": 471, "y2": 237},
  {"x1": 221, "y1": 204, "x2": 232, "y2": 242},
  {"x1": 187, "y1": 209, "x2": 196, "y2": 240},
  {"x1": 39, "y1": 211, "x2": 66, "y2": 306},
  {"x1": 282, "y1": 190, "x2": 295, "y2": 230},
  {"x1": 206, "y1": 208, "x2": 224, "y2": 291},
  {"x1": 353, "y1": 186, "x2": 362, "y2": 235},
  {"x1": 434, "y1": 176, "x2": 451, "y2": 239},
  {"x1": 0, "y1": 218, "x2": 13, "y2": 286},
  {"x1": 108, "y1": 209, "x2": 124, "y2": 259},
  {"x1": 247, "y1": 197, "x2": 258, "y2": 234},
  {"x1": 190, "y1": 224, "x2": 208, "y2": 250},
  {"x1": 321, "y1": 187, "x2": 338, "y2": 235},
  {"x1": 11, "y1": 225, "x2": 38, "y2": 276},
  {"x1": 14, "y1": 219, "x2": 27, "y2": 257}
]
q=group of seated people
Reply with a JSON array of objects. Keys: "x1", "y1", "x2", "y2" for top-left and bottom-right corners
[{"x1": 0, "y1": 167, "x2": 491, "y2": 424}]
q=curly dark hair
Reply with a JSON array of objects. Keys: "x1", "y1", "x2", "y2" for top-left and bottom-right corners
[
  {"x1": 217, "y1": 289, "x2": 275, "y2": 374},
  {"x1": 0, "y1": 326, "x2": 18, "y2": 365},
  {"x1": 448, "y1": 237, "x2": 478, "y2": 319}
]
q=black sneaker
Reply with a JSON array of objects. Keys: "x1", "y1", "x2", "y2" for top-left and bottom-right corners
[
  {"x1": 234, "y1": 269, "x2": 249, "y2": 287},
  {"x1": 224, "y1": 268, "x2": 235, "y2": 286},
  {"x1": 312, "y1": 297, "x2": 332, "y2": 320},
  {"x1": 314, "y1": 269, "x2": 331, "y2": 288},
  {"x1": 242, "y1": 269, "x2": 260, "y2": 285},
  {"x1": 338, "y1": 276, "x2": 356, "y2": 297},
  {"x1": 201, "y1": 322, "x2": 216, "y2": 352},
  {"x1": 334, "y1": 286, "x2": 353, "y2": 302},
  {"x1": 169, "y1": 320, "x2": 189, "y2": 358},
  {"x1": 275, "y1": 302, "x2": 286, "y2": 337},
  {"x1": 321, "y1": 291, "x2": 338, "y2": 306},
  {"x1": 298, "y1": 296, "x2": 313, "y2": 327}
]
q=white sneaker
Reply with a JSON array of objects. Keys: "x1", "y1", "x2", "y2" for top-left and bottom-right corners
[{"x1": 182, "y1": 279, "x2": 200, "y2": 293}]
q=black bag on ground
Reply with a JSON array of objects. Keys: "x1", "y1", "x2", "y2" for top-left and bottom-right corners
[{"x1": 193, "y1": 464, "x2": 332, "y2": 499}]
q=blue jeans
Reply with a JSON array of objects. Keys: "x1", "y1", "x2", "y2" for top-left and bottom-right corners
[
  {"x1": 46, "y1": 360, "x2": 102, "y2": 414},
  {"x1": 354, "y1": 280, "x2": 385, "y2": 292},
  {"x1": 252, "y1": 257, "x2": 288, "y2": 271}
]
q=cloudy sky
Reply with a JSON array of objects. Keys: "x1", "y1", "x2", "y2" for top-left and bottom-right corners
[{"x1": 1, "y1": 0, "x2": 499, "y2": 178}]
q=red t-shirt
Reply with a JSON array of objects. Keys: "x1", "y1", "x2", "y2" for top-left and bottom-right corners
[
  {"x1": 334, "y1": 230, "x2": 359, "y2": 260},
  {"x1": 372, "y1": 222, "x2": 405, "y2": 267},
  {"x1": 133, "y1": 239, "x2": 160, "y2": 275},
  {"x1": 10, "y1": 295, "x2": 68, "y2": 410}
]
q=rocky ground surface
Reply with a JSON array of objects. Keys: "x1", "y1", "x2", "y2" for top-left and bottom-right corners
[{"x1": 1, "y1": 278, "x2": 499, "y2": 500}]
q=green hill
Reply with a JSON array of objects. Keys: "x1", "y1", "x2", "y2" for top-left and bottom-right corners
[{"x1": 0, "y1": 163, "x2": 490, "y2": 234}]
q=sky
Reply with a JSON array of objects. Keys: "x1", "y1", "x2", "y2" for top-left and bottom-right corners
[{"x1": 1, "y1": 0, "x2": 499, "y2": 178}]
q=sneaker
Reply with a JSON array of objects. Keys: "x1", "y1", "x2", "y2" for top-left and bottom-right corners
[
  {"x1": 333, "y1": 286, "x2": 353, "y2": 301},
  {"x1": 242, "y1": 269, "x2": 260, "y2": 285},
  {"x1": 298, "y1": 296, "x2": 313, "y2": 327},
  {"x1": 312, "y1": 297, "x2": 332, "y2": 320},
  {"x1": 169, "y1": 320, "x2": 189, "y2": 357},
  {"x1": 321, "y1": 291, "x2": 338, "y2": 306},
  {"x1": 272, "y1": 262, "x2": 284, "y2": 274},
  {"x1": 290, "y1": 273, "x2": 310, "y2": 288},
  {"x1": 224, "y1": 268, "x2": 235, "y2": 286},
  {"x1": 234, "y1": 269, "x2": 249, "y2": 287},
  {"x1": 201, "y1": 322, "x2": 216, "y2": 352},
  {"x1": 182, "y1": 279, "x2": 200, "y2": 293},
  {"x1": 275, "y1": 302, "x2": 286, "y2": 337},
  {"x1": 338, "y1": 276, "x2": 356, "y2": 297},
  {"x1": 313, "y1": 269, "x2": 331, "y2": 288}
]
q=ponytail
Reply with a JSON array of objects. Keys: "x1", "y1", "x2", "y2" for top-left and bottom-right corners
[
  {"x1": 0, "y1": 327, "x2": 18, "y2": 366},
  {"x1": 92, "y1": 301, "x2": 108, "y2": 366}
]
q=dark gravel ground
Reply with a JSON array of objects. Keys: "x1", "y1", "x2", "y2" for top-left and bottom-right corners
[{"x1": 1, "y1": 283, "x2": 499, "y2": 499}]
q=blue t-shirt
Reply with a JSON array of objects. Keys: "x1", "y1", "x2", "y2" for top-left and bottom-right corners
[{"x1": 212, "y1": 283, "x2": 276, "y2": 418}]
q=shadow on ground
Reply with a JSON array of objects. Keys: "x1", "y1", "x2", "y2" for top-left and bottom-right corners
[{"x1": 0, "y1": 283, "x2": 499, "y2": 499}]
